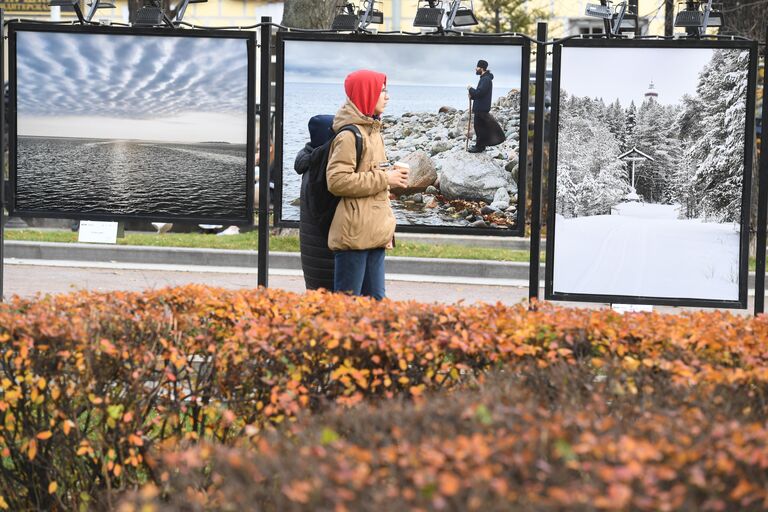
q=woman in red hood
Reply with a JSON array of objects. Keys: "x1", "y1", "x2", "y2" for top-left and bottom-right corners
[{"x1": 325, "y1": 69, "x2": 409, "y2": 300}]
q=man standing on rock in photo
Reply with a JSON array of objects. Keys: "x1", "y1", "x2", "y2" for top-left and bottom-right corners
[{"x1": 467, "y1": 59, "x2": 506, "y2": 153}]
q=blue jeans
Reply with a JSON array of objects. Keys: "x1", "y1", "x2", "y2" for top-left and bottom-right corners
[{"x1": 334, "y1": 249, "x2": 386, "y2": 300}]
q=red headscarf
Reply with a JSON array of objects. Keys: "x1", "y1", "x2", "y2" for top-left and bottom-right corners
[{"x1": 344, "y1": 69, "x2": 387, "y2": 117}]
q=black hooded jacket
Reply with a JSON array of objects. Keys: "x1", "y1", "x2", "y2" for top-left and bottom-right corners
[
  {"x1": 294, "y1": 144, "x2": 335, "y2": 291},
  {"x1": 469, "y1": 71, "x2": 494, "y2": 113}
]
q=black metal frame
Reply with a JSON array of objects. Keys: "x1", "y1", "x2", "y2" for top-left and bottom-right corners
[
  {"x1": 257, "y1": 17, "x2": 271, "y2": 287},
  {"x1": 545, "y1": 38, "x2": 759, "y2": 309},
  {"x1": 273, "y1": 31, "x2": 530, "y2": 237},
  {"x1": 7, "y1": 22, "x2": 257, "y2": 225},
  {"x1": 755, "y1": 33, "x2": 768, "y2": 315},
  {"x1": 528, "y1": 22, "x2": 547, "y2": 300},
  {"x1": 0, "y1": 10, "x2": 5, "y2": 301}
]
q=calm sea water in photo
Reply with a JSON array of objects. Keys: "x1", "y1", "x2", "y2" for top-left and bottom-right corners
[
  {"x1": 281, "y1": 82, "x2": 509, "y2": 223},
  {"x1": 16, "y1": 136, "x2": 248, "y2": 220}
]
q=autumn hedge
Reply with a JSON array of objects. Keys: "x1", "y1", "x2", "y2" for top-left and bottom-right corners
[
  {"x1": 0, "y1": 285, "x2": 766, "y2": 510},
  {"x1": 118, "y1": 367, "x2": 768, "y2": 511}
]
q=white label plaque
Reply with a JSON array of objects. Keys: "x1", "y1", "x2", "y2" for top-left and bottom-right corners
[{"x1": 78, "y1": 221, "x2": 119, "y2": 244}]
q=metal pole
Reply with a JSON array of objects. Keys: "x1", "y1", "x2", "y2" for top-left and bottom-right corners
[
  {"x1": 529, "y1": 22, "x2": 547, "y2": 301},
  {"x1": 257, "y1": 17, "x2": 272, "y2": 288},
  {"x1": 755, "y1": 38, "x2": 768, "y2": 315},
  {"x1": 629, "y1": 0, "x2": 640, "y2": 36},
  {"x1": 599, "y1": 0, "x2": 612, "y2": 36},
  {"x1": 685, "y1": 1, "x2": 698, "y2": 37},
  {"x1": 664, "y1": 0, "x2": 674, "y2": 36},
  {"x1": 0, "y1": 9, "x2": 5, "y2": 302}
]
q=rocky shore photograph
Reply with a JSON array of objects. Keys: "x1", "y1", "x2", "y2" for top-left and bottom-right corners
[{"x1": 279, "y1": 37, "x2": 525, "y2": 232}]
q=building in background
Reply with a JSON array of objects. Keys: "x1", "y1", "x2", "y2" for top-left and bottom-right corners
[{"x1": 0, "y1": 1, "x2": 674, "y2": 37}]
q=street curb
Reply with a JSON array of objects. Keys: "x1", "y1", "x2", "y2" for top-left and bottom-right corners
[{"x1": 3, "y1": 241, "x2": 540, "y2": 281}]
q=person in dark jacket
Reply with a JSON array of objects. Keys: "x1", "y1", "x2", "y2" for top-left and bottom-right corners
[
  {"x1": 467, "y1": 59, "x2": 506, "y2": 153},
  {"x1": 294, "y1": 115, "x2": 337, "y2": 291}
]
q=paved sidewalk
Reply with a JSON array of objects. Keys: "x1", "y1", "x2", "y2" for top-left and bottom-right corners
[{"x1": 3, "y1": 261, "x2": 757, "y2": 315}]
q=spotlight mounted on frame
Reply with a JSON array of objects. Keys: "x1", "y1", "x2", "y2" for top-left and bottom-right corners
[
  {"x1": 413, "y1": 0, "x2": 445, "y2": 28},
  {"x1": 331, "y1": 2, "x2": 359, "y2": 31},
  {"x1": 584, "y1": 2, "x2": 612, "y2": 19},
  {"x1": 85, "y1": 0, "x2": 116, "y2": 23},
  {"x1": 358, "y1": 0, "x2": 384, "y2": 29},
  {"x1": 133, "y1": 0, "x2": 174, "y2": 27},
  {"x1": 173, "y1": 0, "x2": 207, "y2": 25},
  {"x1": 445, "y1": 0, "x2": 478, "y2": 29},
  {"x1": 674, "y1": 0, "x2": 724, "y2": 35},
  {"x1": 584, "y1": 1, "x2": 638, "y2": 36}
]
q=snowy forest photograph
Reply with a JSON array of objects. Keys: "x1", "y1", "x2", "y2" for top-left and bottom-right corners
[{"x1": 549, "y1": 43, "x2": 754, "y2": 303}]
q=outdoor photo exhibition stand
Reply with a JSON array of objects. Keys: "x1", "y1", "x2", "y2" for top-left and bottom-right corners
[
  {"x1": 528, "y1": 21, "x2": 547, "y2": 300},
  {"x1": 544, "y1": 37, "x2": 759, "y2": 310},
  {"x1": 755, "y1": 31, "x2": 768, "y2": 315},
  {"x1": 273, "y1": 31, "x2": 530, "y2": 237},
  {"x1": 0, "y1": 14, "x2": 766, "y2": 315}
]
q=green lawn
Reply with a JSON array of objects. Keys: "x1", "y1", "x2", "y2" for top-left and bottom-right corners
[{"x1": 4, "y1": 229, "x2": 761, "y2": 270}]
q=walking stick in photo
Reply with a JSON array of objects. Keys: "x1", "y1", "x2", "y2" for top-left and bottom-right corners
[{"x1": 466, "y1": 98, "x2": 473, "y2": 151}]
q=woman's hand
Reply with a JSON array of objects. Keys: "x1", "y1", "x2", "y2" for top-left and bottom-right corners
[{"x1": 386, "y1": 166, "x2": 409, "y2": 189}]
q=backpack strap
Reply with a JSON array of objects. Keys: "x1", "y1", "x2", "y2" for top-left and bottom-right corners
[{"x1": 336, "y1": 125, "x2": 364, "y2": 169}]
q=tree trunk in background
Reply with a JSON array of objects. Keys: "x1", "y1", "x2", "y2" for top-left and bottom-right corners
[
  {"x1": 282, "y1": 0, "x2": 338, "y2": 29},
  {"x1": 718, "y1": 1, "x2": 767, "y2": 42}
]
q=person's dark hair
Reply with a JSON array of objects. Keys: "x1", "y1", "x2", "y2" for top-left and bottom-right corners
[{"x1": 477, "y1": 59, "x2": 488, "y2": 70}]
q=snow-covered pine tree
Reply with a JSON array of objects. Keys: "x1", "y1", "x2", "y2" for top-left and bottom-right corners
[
  {"x1": 668, "y1": 94, "x2": 706, "y2": 217},
  {"x1": 556, "y1": 90, "x2": 628, "y2": 218},
  {"x1": 685, "y1": 49, "x2": 749, "y2": 223},
  {"x1": 624, "y1": 101, "x2": 638, "y2": 150},
  {"x1": 606, "y1": 99, "x2": 626, "y2": 148},
  {"x1": 632, "y1": 100, "x2": 683, "y2": 203}
]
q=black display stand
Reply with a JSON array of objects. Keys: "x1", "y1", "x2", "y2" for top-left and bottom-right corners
[
  {"x1": 257, "y1": 16, "x2": 272, "y2": 287},
  {"x1": 528, "y1": 22, "x2": 547, "y2": 300},
  {"x1": 755, "y1": 33, "x2": 768, "y2": 315}
]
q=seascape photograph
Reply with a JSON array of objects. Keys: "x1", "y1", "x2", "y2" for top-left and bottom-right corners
[
  {"x1": 550, "y1": 45, "x2": 753, "y2": 302},
  {"x1": 13, "y1": 29, "x2": 251, "y2": 221},
  {"x1": 280, "y1": 38, "x2": 525, "y2": 232}
]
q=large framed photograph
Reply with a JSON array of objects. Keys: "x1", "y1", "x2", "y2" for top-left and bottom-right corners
[
  {"x1": 545, "y1": 39, "x2": 758, "y2": 308},
  {"x1": 275, "y1": 32, "x2": 529, "y2": 236},
  {"x1": 8, "y1": 24, "x2": 256, "y2": 224}
]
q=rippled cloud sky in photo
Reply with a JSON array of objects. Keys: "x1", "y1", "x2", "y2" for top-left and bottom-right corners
[{"x1": 17, "y1": 31, "x2": 249, "y2": 143}]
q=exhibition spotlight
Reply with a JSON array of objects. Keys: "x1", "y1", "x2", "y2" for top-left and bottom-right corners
[
  {"x1": 48, "y1": 0, "x2": 85, "y2": 24},
  {"x1": 445, "y1": 0, "x2": 478, "y2": 29},
  {"x1": 674, "y1": 0, "x2": 723, "y2": 34},
  {"x1": 85, "y1": 0, "x2": 116, "y2": 23},
  {"x1": 358, "y1": 0, "x2": 384, "y2": 29},
  {"x1": 413, "y1": 0, "x2": 445, "y2": 28},
  {"x1": 612, "y1": 5, "x2": 638, "y2": 34},
  {"x1": 174, "y1": 0, "x2": 207, "y2": 25},
  {"x1": 585, "y1": 1, "x2": 638, "y2": 36},
  {"x1": 584, "y1": 2, "x2": 613, "y2": 19},
  {"x1": 134, "y1": 0, "x2": 173, "y2": 27},
  {"x1": 331, "y1": 2, "x2": 359, "y2": 31}
]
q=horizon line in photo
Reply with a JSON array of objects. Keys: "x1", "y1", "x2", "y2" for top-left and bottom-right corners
[{"x1": 18, "y1": 112, "x2": 248, "y2": 145}]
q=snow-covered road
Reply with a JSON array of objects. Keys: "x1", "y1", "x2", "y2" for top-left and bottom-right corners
[{"x1": 552, "y1": 202, "x2": 740, "y2": 300}]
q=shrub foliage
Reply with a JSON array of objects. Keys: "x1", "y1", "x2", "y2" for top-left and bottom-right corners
[{"x1": 0, "y1": 285, "x2": 766, "y2": 510}]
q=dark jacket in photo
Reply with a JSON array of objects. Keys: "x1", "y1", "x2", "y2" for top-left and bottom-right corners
[{"x1": 469, "y1": 71, "x2": 494, "y2": 113}]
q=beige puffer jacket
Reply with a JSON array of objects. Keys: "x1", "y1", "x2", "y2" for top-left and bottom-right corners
[{"x1": 326, "y1": 99, "x2": 396, "y2": 251}]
